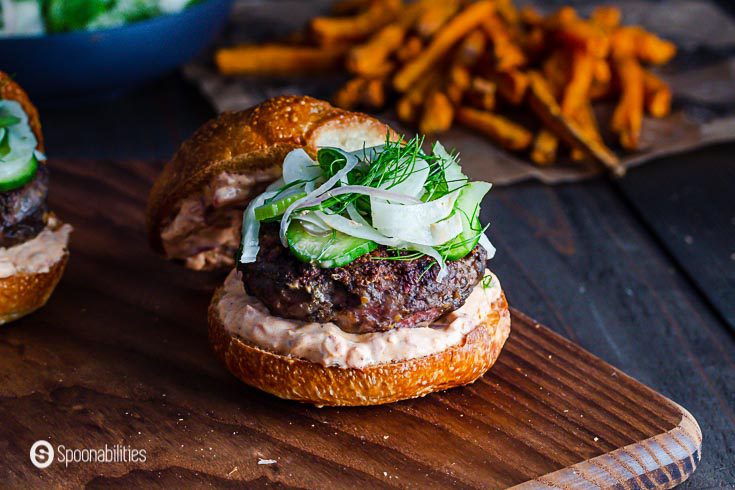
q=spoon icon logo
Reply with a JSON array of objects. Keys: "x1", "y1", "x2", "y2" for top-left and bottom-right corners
[{"x1": 30, "y1": 440, "x2": 54, "y2": 469}]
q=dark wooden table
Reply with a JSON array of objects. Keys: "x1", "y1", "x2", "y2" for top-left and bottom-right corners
[{"x1": 35, "y1": 73, "x2": 735, "y2": 488}]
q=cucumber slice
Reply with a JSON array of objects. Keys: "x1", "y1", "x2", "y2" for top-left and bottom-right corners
[
  {"x1": 0, "y1": 155, "x2": 39, "y2": 192},
  {"x1": 0, "y1": 116, "x2": 20, "y2": 128},
  {"x1": 441, "y1": 182, "x2": 491, "y2": 261},
  {"x1": 286, "y1": 220, "x2": 378, "y2": 268},
  {"x1": 0, "y1": 129, "x2": 9, "y2": 159},
  {"x1": 254, "y1": 192, "x2": 306, "y2": 221}
]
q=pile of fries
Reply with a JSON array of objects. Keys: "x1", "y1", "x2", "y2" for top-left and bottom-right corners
[{"x1": 216, "y1": 0, "x2": 677, "y2": 176}]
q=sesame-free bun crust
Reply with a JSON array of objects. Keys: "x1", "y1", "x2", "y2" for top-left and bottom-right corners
[
  {"x1": 146, "y1": 96, "x2": 395, "y2": 254},
  {"x1": 0, "y1": 71, "x2": 43, "y2": 153},
  {"x1": 208, "y1": 285, "x2": 511, "y2": 406},
  {"x1": 0, "y1": 252, "x2": 68, "y2": 325}
]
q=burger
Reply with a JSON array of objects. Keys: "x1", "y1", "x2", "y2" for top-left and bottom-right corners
[
  {"x1": 147, "y1": 96, "x2": 510, "y2": 406},
  {"x1": 0, "y1": 72, "x2": 71, "y2": 324}
]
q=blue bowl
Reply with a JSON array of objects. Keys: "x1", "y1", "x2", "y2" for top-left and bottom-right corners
[{"x1": 0, "y1": 0, "x2": 233, "y2": 103}]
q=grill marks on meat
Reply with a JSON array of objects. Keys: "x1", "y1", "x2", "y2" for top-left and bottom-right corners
[
  {"x1": 239, "y1": 225, "x2": 487, "y2": 334},
  {"x1": 0, "y1": 166, "x2": 48, "y2": 247}
]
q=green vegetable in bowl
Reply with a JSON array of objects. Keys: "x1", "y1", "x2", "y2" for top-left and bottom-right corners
[
  {"x1": 0, "y1": 0, "x2": 202, "y2": 36},
  {"x1": 44, "y1": 0, "x2": 111, "y2": 33}
]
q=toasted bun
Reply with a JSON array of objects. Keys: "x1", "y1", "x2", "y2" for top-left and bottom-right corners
[
  {"x1": 208, "y1": 284, "x2": 511, "y2": 406},
  {"x1": 0, "y1": 71, "x2": 43, "y2": 153},
  {"x1": 147, "y1": 96, "x2": 395, "y2": 254},
  {"x1": 0, "y1": 251, "x2": 68, "y2": 325}
]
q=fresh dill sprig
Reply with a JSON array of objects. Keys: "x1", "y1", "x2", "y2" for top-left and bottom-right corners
[
  {"x1": 369, "y1": 249, "x2": 425, "y2": 261},
  {"x1": 302, "y1": 133, "x2": 452, "y2": 220},
  {"x1": 264, "y1": 178, "x2": 313, "y2": 204}
]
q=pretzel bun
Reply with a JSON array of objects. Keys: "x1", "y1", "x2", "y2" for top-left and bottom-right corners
[
  {"x1": 0, "y1": 74, "x2": 68, "y2": 324},
  {"x1": 209, "y1": 284, "x2": 511, "y2": 406},
  {"x1": 146, "y1": 95, "x2": 394, "y2": 256}
]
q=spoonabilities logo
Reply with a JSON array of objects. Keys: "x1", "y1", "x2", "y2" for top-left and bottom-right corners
[{"x1": 30, "y1": 440, "x2": 54, "y2": 469}]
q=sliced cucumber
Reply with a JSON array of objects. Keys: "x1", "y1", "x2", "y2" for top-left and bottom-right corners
[
  {"x1": 254, "y1": 191, "x2": 306, "y2": 221},
  {"x1": 441, "y1": 182, "x2": 491, "y2": 261},
  {"x1": 0, "y1": 155, "x2": 39, "y2": 192},
  {"x1": 286, "y1": 220, "x2": 377, "y2": 268},
  {"x1": 0, "y1": 129, "x2": 9, "y2": 158},
  {"x1": 0, "y1": 116, "x2": 20, "y2": 128}
]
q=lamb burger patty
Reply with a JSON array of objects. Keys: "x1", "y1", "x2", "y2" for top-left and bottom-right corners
[{"x1": 239, "y1": 224, "x2": 487, "y2": 334}]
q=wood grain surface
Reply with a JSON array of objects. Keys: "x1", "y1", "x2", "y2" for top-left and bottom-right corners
[
  {"x1": 614, "y1": 143, "x2": 735, "y2": 331},
  {"x1": 0, "y1": 158, "x2": 702, "y2": 488}
]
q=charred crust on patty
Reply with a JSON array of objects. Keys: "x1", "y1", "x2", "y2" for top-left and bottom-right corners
[
  {"x1": 239, "y1": 224, "x2": 487, "y2": 334},
  {"x1": 0, "y1": 166, "x2": 49, "y2": 247}
]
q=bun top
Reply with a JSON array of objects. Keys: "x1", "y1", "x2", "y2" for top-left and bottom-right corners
[
  {"x1": 146, "y1": 95, "x2": 395, "y2": 254},
  {"x1": 0, "y1": 71, "x2": 43, "y2": 152}
]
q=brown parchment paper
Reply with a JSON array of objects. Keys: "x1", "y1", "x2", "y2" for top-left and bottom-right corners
[{"x1": 184, "y1": 0, "x2": 735, "y2": 185}]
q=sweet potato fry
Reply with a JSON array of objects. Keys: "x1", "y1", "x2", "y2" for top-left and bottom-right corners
[
  {"x1": 481, "y1": 13, "x2": 526, "y2": 72},
  {"x1": 393, "y1": 0, "x2": 494, "y2": 92},
  {"x1": 520, "y1": 5, "x2": 543, "y2": 27},
  {"x1": 570, "y1": 102, "x2": 603, "y2": 161},
  {"x1": 495, "y1": 0, "x2": 520, "y2": 26},
  {"x1": 457, "y1": 29, "x2": 486, "y2": 66},
  {"x1": 535, "y1": 51, "x2": 567, "y2": 164},
  {"x1": 543, "y1": 8, "x2": 609, "y2": 58},
  {"x1": 527, "y1": 71, "x2": 623, "y2": 175},
  {"x1": 467, "y1": 76, "x2": 497, "y2": 111},
  {"x1": 544, "y1": 6, "x2": 579, "y2": 29},
  {"x1": 362, "y1": 78, "x2": 386, "y2": 109},
  {"x1": 642, "y1": 70, "x2": 671, "y2": 118},
  {"x1": 531, "y1": 129, "x2": 559, "y2": 165},
  {"x1": 334, "y1": 77, "x2": 369, "y2": 110},
  {"x1": 590, "y1": 6, "x2": 621, "y2": 32},
  {"x1": 523, "y1": 27, "x2": 546, "y2": 59},
  {"x1": 396, "y1": 69, "x2": 442, "y2": 122},
  {"x1": 311, "y1": 0, "x2": 401, "y2": 44},
  {"x1": 593, "y1": 58, "x2": 611, "y2": 85},
  {"x1": 396, "y1": 98, "x2": 415, "y2": 123},
  {"x1": 636, "y1": 30, "x2": 677, "y2": 65},
  {"x1": 543, "y1": 50, "x2": 570, "y2": 98},
  {"x1": 611, "y1": 57, "x2": 644, "y2": 150},
  {"x1": 555, "y1": 20, "x2": 609, "y2": 58},
  {"x1": 396, "y1": 36, "x2": 422, "y2": 63},
  {"x1": 611, "y1": 26, "x2": 676, "y2": 65},
  {"x1": 446, "y1": 64, "x2": 472, "y2": 104},
  {"x1": 561, "y1": 50, "x2": 594, "y2": 116},
  {"x1": 415, "y1": 0, "x2": 460, "y2": 39},
  {"x1": 590, "y1": 76, "x2": 613, "y2": 100},
  {"x1": 216, "y1": 45, "x2": 346, "y2": 75},
  {"x1": 456, "y1": 107, "x2": 532, "y2": 151},
  {"x1": 482, "y1": 68, "x2": 528, "y2": 105},
  {"x1": 348, "y1": 24, "x2": 405, "y2": 76},
  {"x1": 420, "y1": 91, "x2": 454, "y2": 134}
]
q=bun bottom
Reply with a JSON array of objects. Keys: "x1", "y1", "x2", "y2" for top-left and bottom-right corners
[
  {"x1": 208, "y1": 284, "x2": 511, "y2": 406},
  {"x1": 0, "y1": 252, "x2": 69, "y2": 325}
]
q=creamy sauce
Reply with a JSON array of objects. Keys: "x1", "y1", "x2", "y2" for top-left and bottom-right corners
[
  {"x1": 0, "y1": 219, "x2": 72, "y2": 278},
  {"x1": 217, "y1": 269, "x2": 504, "y2": 369},
  {"x1": 161, "y1": 170, "x2": 277, "y2": 270}
]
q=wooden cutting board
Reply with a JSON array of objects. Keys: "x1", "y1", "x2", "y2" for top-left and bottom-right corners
[{"x1": 0, "y1": 159, "x2": 701, "y2": 489}]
